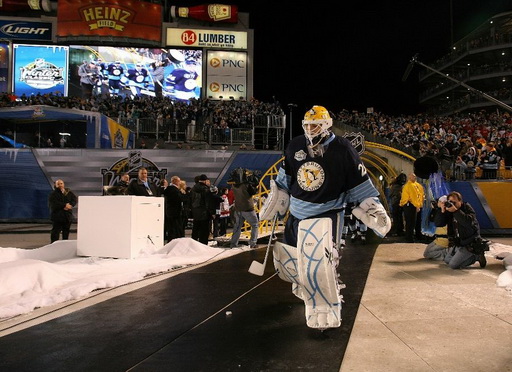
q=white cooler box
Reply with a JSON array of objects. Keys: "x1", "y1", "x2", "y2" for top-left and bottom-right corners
[{"x1": 77, "y1": 195, "x2": 164, "y2": 259}]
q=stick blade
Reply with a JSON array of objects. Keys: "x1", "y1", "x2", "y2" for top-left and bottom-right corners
[{"x1": 248, "y1": 260, "x2": 265, "y2": 276}]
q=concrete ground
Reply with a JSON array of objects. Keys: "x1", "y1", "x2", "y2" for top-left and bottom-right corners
[{"x1": 1, "y1": 224, "x2": 512, "y2": 371}]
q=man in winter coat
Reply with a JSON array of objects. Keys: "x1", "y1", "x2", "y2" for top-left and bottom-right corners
[{"x1": 48, "y1": 179, "x2": 77, "y2": 243}]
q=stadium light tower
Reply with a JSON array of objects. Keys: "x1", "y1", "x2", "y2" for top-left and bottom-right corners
[{"x1": 287, "y1": 103, "x2": 297, "y2": 141}]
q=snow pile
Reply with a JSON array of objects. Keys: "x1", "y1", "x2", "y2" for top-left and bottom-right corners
[
  {"x1": 489, "y1": 242, "x2": 512, "y2": 294},
  {"x1": 0, "y1": 239, "x2": 243, "y2": 319}
]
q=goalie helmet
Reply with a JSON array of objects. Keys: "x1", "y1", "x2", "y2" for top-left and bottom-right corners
[{"x1": 302, "y1": 105, "x2": 333, "y2": 157}]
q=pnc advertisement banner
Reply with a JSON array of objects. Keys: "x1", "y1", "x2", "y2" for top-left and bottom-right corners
[
  {"x1": 0, "y1": 20, "x2": 53, "y2": 41},
  {"x1": 206, "y1": 75, "x2": 246, "y2": 100},
  {"x1": 206, "y1": 50, "x2": 246, "y2": 100},
  {"x1": 167, "y1": 28, "x2": 247, "y2": 49},
  {"x1": 57, "y1": 0, "x2": 162, "y2": 43},
  {"x1": 207, "y1": 51, "x2": 246, "y2": 77}
]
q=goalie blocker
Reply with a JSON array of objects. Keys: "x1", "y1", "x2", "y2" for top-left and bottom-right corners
[
  {"x1": 259, "y1": 179, "x2": 290, "y2": 221},
  {"x1": 351, "y1": 197, "x2": 391, "y2": 237}
]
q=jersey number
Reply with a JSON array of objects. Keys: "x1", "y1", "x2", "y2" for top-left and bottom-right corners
[{"x1": 358, "y1": 163, "x2": 367, "y2": 177}]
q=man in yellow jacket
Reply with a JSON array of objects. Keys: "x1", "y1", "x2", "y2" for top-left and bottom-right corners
[{"x1": 399, "y1": 173, "x2": 425, "y2": 243}]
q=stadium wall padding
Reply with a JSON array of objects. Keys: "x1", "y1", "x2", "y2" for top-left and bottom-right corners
[
  {"x1": 0, "y1": 149, "x2": 282, "y2": 221},
  {"x1": 1, "y1": 149, "x2": 509, "y2": 231}
]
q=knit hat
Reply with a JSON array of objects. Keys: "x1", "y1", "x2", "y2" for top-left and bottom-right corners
[{"x1": 198, "y1": 174, "x2": 209, "y2": 181}]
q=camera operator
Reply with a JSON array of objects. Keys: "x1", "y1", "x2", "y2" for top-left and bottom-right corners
[{"x1": 433, "y1": 191, "x2": 486, "y2": 269}]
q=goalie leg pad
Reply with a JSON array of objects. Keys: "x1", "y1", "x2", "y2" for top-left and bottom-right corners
[
  {"x1": 297, "y1": 218, "x2": 342, "y2": 329},
  {"x1": 273, "y1": 241, "x2": 300, "y2": 285},
  {"x1": 273, "y1": 241, "x2": 304, "y2": 300}
]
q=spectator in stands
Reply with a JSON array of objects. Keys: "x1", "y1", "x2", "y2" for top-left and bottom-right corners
[
  {"x1": 453, "y1": 156, "x2": 468, "y2": 180},
  {"x1": 434, "y1": 191, "x2": 486, "y2": 269},
  {"x1": 478, "y1": 141, "x2": 500, "y2": 179},
  {"x1": 502, "y1": 137, "x2": 512, "y2": 169},
  {"x1": 127, "y1": 167, "x2": 164, "y2": 196},
  {"x1": 48, "y1": 179, "x2": 77, "y2": 243}
]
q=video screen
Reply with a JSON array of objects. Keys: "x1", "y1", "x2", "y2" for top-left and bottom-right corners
[
  {"x1": 12, "y1": 44, "x2": 69, "y2": 97},
  {"x1": 68, "y1": 46, "x2": 202, "y2": 100},
  {"x1": 0, "y1": 43, "x2": 9, "y2": 94}
]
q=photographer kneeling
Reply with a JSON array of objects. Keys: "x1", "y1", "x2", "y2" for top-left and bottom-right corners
[{"x1": 434, "y1": 191, "x2": 487, "y2": 269}]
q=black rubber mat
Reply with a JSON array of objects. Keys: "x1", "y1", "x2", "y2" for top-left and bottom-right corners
[{"x1": 0, "y1": 239, "x2": 378, "y2": 372}]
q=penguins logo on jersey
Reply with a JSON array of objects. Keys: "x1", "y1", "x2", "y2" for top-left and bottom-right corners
[{"x1": 297, "y1": 161, "x2": 325, "y2": 191}]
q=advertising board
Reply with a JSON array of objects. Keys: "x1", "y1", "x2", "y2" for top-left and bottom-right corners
[{"x1": 12, "y1": 44, "x2": 68, "y2": 97}]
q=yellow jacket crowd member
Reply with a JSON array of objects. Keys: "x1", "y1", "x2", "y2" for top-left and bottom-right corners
[{"x1": 399, "y1": 173, "x2": 425, "y2": 243}]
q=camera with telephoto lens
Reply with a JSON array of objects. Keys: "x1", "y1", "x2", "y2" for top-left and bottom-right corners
[{"x1": 444, "y1": 200, "x2": 453, "y2": 208}]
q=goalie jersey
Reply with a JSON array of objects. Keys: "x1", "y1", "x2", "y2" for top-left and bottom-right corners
[{"x1": 275, "y1": 133, "x2": 380, "y2": 220}]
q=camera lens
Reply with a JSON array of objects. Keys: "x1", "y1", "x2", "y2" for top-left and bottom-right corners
[{"x1": 445, "y1": 201, "x2": 453, "y2": 208}]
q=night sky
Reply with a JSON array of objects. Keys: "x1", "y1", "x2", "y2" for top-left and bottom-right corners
[
  {"x1": 171, "y1": 1, "x2": 512, "y2": 118},
  {"x1": 239, "y1": 1, "x2": 512, "y2": 116}
]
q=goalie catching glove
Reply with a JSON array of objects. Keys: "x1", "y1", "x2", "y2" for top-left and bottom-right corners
[
  {"x1": 351, "y1": 197, "x2": 391, "y2": 238},
  {"x1": 259, "y1": 179, "x2": 290, "y2": 220}
]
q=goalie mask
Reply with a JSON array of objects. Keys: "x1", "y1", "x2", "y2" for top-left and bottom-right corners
[{"x1": 302, "y1": 105, "x2": 333, "y2": 157}]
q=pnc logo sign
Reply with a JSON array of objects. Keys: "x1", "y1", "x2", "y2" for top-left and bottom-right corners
[
  {"x1": 209, "y1": 82, "x2": 245, "y2": 93},
  {"x1": 210, "y1": 58, "x2": 221, "y2": 68},
  {"x1": 209, "y1": 57, "x2": 245, "y2": 68}
]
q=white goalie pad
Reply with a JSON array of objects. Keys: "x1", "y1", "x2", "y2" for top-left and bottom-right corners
[
  {"x1": 351, "y1": 197, "x2": 391, "y2": 238},
  {"x1": 298, "y1": 218, "x2": 342, "y2": 329},
  {"x1": 273, "y1": 220, "x2": 343, "y2": 329},
  {"x1": 259, "y1": 179, "x2": 290, "y2": 220},
  {"x1": 273, "y1": 242, "x2": 304, "y2": 300}
]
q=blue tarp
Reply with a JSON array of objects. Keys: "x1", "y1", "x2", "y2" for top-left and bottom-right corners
[{"x1": 0, "y1": 134, "x2": 30, "y2": 148}]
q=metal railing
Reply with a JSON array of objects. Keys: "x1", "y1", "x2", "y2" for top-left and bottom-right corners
[{"x1": 119, "y1": 114, "x2": 285, "y2": 149}]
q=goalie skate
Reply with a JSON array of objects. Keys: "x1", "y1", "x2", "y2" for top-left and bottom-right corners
[{"x1": 297, "y1": 218, "x2": 342, "y2": 330}]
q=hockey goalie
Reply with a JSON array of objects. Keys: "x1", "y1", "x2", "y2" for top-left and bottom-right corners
[{"x1": 259, "y1": 105, "x2": 391, "y2": 330}]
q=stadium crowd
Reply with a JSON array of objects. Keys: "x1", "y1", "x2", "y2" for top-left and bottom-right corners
[
  {"x1": 336, "y1": 109, "x2": 512, "y2": 179},
  {"x1": 0, "y1": 92, "x2": 284, "y2": 130},
  {"x1": 1, "y1": 92, "x2": 511, "y2": 179}
]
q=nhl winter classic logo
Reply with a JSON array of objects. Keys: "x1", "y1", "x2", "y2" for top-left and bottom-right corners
[
  {"x1": 297, "y1": 161, "x2": 325, "y2": 191},
  {"x1": 294, "y1": 149, "x2": 307, "y2": 161},
  {"x1": 20, "y1": 58, "x2": 64, "y2": 90}
]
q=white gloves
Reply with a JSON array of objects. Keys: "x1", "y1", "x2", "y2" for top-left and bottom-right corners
[
  {"x1": 351, "y1": 197, "x2": 391, "y2": 238},
  {"x1": 259, "y1": 180, "x2": 290, "y2": 220}
]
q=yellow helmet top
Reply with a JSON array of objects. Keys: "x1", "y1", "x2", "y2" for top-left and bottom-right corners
[{"x1": 303, "y1": 105, "x2": 332, "y2": 122}]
